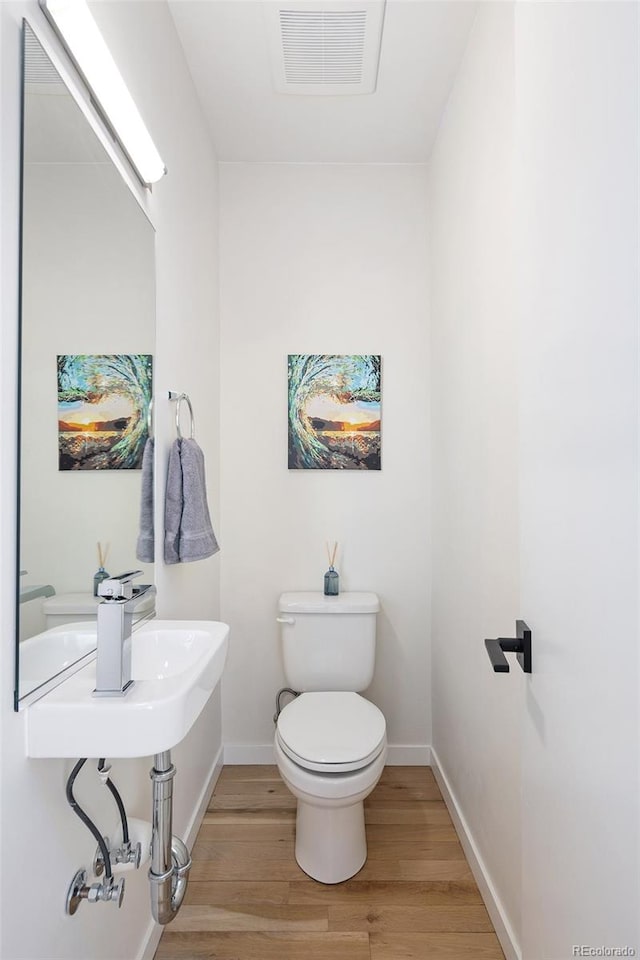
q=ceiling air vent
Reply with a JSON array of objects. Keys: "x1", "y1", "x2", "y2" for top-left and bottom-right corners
[
  {"x1": 266, "y1": 1, "x2": 386, "y2": 96},
  {"x1": 24, "y1": 25, "x2": 65, "y2": 88}
]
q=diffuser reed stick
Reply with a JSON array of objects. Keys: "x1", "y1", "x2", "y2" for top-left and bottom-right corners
[
  {"x1": 97, "y1": 542, "x2": 110, "y2": 568},
  {"x1": 326, "y1": 541, "x2": 338, "y2": 567}
]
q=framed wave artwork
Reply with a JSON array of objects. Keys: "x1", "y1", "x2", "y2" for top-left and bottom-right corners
[
  {"x1": 57, "y1": 354, "x2": 152, "y2": 471},
  {"x1": 288, "y1": 354, "x2": 381, "y2": 471}
]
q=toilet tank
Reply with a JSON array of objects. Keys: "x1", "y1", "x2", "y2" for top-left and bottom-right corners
[
  {"x1": 42, "y1": 593, "x2": 101, "y2": 629},
  {"x1": 278, "y1": 592, "x2": 380, "y2": 692},
  {"x1": 43, "y1": 591, "x2": 155, "y2": 629}
]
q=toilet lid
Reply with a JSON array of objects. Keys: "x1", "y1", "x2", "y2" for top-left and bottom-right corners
[{"x1": 277, "y1": 692, "x2": 386, "y2": 773}]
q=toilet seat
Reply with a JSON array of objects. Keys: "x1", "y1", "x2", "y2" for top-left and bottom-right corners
[{"x1": 277, "y1": 691, "x2": 386, "y2": 774}]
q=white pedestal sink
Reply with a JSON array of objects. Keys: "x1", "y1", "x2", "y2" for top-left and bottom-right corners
[{"x1": 25, "y1": 620, "x2": 229, "y2": 758}]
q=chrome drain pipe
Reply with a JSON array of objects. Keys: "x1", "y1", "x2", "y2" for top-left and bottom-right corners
[{"x1": 149, "y1": 751, "x2": 192, "y2": 925}]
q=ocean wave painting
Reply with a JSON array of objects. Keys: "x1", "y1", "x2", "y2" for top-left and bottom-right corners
[
  {"x1": 288, "y1": 355, "x2": 381, "y2": 470},
  {"x1": 57, "y1": 354, "x2": 152, "y2": 470}
]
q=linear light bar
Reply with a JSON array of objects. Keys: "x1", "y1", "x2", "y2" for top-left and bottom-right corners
[{"x1": 40, "y1": 0, "x2": 166, "y2": 186}]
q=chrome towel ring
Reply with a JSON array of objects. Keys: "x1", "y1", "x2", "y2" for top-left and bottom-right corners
[{"x1": 168, "y1": 391, "x2": 195, "y2": 440}]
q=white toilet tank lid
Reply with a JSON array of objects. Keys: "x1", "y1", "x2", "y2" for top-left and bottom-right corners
[
  {"x1": 278, "y1": 592, "x2": 380, "y2": 614},
  {"x1": 277, "y1": 691, "x2": 386, "y2": 769},
  {"x1": 42, "y1": 593, "x2": 101, "y2": 615},
  {"x1": 43, "y1": 591, "x2": 155, "y2": 615}
]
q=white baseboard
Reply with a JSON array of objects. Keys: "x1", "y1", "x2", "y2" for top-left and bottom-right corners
[
  {"x1": 136, "y1": 909, "x2": 162, "y2": 960},
  {"x1": 182, "y1": 742, "x2": 225, "y2": 847},
  {"x1": 430, "y1": 747, "x2": 521, "y2": 960},
  {"x1": 222, "y1": 743, "x2": 431, "y2": 766},
  {"x1": 137, "y1": 742, "x2": 224, "y2": 960},
  {"x1": 223, "y1": 743, "x2": 276, "y2": 764},
  {"x1": 386, "y1": 744, "x2": 431, "y2": 765}
]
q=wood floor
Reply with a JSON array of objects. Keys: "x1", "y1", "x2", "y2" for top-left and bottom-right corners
[{"x1": 154, "y1": 765, "x2": 505, "y2": 960}]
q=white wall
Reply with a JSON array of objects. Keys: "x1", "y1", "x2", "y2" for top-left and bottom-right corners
[
  {"x1": 516, "y1": 3, "x2": 639, "y2": 956},
  {"x1": 219, "y1": 163, "x2": 430, "y2": 762},
  {"x1": 0, "y1": 2, "x2": 221, "y2": 958},
  {"x1": 428, "y1": 3, "x2": 521, "y2": 954}
]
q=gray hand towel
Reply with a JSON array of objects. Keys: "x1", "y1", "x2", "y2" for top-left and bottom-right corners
[
  {"x1": 163, "y1": 439, "x2": 183, "y2": 565},
  {"x1": 136, "y1": 438, "x2": 154, "y2": 563},
  {"x1": 177, "y1": 438, "x2": 219, "y2": 562}
]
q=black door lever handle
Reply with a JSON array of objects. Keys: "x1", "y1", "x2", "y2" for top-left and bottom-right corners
[{"x1": 484, "y1": 620, "x2": 532, "y2": 674}]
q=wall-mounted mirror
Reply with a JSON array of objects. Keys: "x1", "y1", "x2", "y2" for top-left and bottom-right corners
[{"x1": 16, "y1": 23, "x2": 155, "y2": 707}]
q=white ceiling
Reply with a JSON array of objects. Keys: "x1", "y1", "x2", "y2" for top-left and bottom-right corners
[{"x1": 168, "y1": 0, "x2": 477, "y2": 162}]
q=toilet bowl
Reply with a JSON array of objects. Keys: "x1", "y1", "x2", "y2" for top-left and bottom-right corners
[{"x1": 275, "y1": 690, "x2": 387, "y2": 884}]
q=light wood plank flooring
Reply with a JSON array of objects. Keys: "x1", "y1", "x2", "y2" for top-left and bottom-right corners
[{"x1": 155, "y1": 765, "x2": 505, "y2": 960}]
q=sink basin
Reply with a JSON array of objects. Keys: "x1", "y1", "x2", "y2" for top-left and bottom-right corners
[
  {"x1": 19, "y1": 623, "x2": 97, "y2": 700},
  {"x1": 26, "y1": 620, "x2": 229, "y2": 758}
]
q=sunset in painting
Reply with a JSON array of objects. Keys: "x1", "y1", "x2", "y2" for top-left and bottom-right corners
[
  {"x1": 58, "y1": 394, "x2": 135, "y2": 432},
  {"x1": 288, "y1": 355, "x2": 381, "y2": 470}
]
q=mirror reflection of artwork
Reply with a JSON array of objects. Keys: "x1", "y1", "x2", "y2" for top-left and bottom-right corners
[
  {"x1": 288, "y1": 354, "x2": 381, "y2": 470},
  {"x1": 17, "y1": 24, "x2": 156, "y2": 707},
  {"x1": 57, "y1": 354, "x2": 152, "y2": 470}
]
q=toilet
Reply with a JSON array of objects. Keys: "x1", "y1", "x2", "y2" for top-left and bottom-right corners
[{"x1": 274, "y1": 591, "x2": 387, "y2": 884}]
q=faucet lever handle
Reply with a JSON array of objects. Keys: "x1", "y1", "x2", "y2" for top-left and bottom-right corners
[{"x1": 98, "y1": 570, "x2": 143, "y2": 601}]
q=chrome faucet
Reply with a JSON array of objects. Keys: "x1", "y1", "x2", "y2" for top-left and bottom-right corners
[{"x1": 93, "y1": 570, "x2": 156, "y2": 697}]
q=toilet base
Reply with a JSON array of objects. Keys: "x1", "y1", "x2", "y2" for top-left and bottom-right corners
[
  {"x1": 274, "y1": 734, "x2": 387, "y2": 885},
  {"x1": 295, "y1": 798, "x2": 367, "y2": 884}
]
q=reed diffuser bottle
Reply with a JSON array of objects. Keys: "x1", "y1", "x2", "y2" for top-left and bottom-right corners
[
  {"x1": 93, "y1": 542, "x2": 110, "y2": 596},
  {"x1": 324, "y1": 541, "x2": 340, "y2": 596}
]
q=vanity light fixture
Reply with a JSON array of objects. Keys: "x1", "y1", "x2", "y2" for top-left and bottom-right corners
[{"x1": 39, "y1": 0, "x2": 166, "y2": 186}]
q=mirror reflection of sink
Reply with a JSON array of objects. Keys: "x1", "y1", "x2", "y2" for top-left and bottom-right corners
[
  {"x1": 26, "y1": 620, "x2": 229, "y2": 759},
  {"x1": 19, "y1": 623, "x2": 98, "y2": 700}
]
